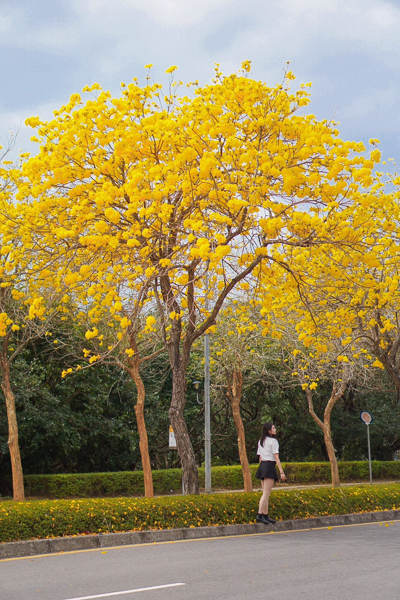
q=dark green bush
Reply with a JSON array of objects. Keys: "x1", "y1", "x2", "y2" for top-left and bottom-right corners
[
  {"x1": 1, "y1": 483, "x2": 400, "y2": 543},
  {"x1": 23, "y1": 461, "x2": 400, "y2": 499}
]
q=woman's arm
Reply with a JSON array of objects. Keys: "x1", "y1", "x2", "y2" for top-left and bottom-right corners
[{"x1": 274, "y1": 453, "x2": 286, "y2": 481}]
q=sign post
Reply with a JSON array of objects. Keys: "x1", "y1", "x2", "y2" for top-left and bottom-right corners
[
  {"x1": 169, "y1": 425, "x2": 177, "y2": 450},
  {"x1": 169, "y1": 425, "x2": 184, "y2": 495},
  {"x1": 360, "y1": 411, "x2": 373, "y2": 485}
]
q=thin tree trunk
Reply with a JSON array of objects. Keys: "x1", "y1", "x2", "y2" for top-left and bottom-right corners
[
  {"x1": 323, "y1": 419, "x2": 340, "y2": 487},
  {"x1": 323, "y1": 383, "x2": 342, "y2": 488},
  {"x1": 226, "y1": 370, "x2": 252, "y2": 493},
  {"x1": 127, "y1": 337, "x2": 153, "y2": 498},
  {"x1": 305, "y1": 381, "x2": 345, "y2": 488},
  {"x1": 170, "y1": 365, "x2": 199, "y2": 494},
  {"x1": 0, "y1": 355, "x2": 24, "y2": 501}
]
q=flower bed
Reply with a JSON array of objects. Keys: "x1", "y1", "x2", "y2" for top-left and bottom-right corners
[{"x1": 1, "y1": 483, "x2": 400, "y2": 543}]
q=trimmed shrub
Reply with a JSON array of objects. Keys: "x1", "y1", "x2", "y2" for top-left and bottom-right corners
[
  {"x1": 24, "y1": 471, "x2": 146, "y2": 499},
  {"x1": 1, "y1": 483, "x2": 400, "y2": 543},
  {"x1": 23, "y1": 461, "x2": 400, "y2": 499}
]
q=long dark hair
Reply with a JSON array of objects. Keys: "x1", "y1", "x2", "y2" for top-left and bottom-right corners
[{"x1": 260, "y1": 422, "x2": 274, "y2": 447}]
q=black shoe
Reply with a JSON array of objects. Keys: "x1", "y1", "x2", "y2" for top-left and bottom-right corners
[
  {"x1": 264, "y1": 514, "x2": 276, "y2": 524},
  {"x1": 256, "y1": 513, "x2": 270, "y2": 525}
]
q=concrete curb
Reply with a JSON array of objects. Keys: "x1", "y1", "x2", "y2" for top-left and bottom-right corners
[{"x1": 1, "y1": 509, "x2": 400, "y2": 560}]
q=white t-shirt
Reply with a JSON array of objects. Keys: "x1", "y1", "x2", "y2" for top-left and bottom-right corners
[{"x1": 257, "y1": 437, "x2": 279, "y2": 461}]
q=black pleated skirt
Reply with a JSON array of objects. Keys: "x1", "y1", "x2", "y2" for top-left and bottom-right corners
[{"x1": 256, "y1": 460, "x2": 278, "y2": 481}]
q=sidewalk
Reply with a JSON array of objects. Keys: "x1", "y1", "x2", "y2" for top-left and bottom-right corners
[{"x1": 198, "y1": 479, "x2": 400, "y2": 495}]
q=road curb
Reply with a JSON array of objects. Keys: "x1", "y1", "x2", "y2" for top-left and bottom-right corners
[{"x1": 1, "y1": 509, "x2": 400, "y2": 560}]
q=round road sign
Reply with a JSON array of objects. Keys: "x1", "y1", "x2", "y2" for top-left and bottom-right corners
[{"x1": 360, "y1": 411, "x2": 373, "y2": 425}]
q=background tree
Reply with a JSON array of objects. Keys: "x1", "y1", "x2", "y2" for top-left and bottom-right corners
[
  {"x1": 269, "y1": 266, "x2": 384, "y2": 486},
  {"x1": 286, "y1": 338, "x2": 375, "y2": 486},
  {"x1": 210, "y1": 299, "x2": 278, "y2": 491},
  {"x1": 0, "y1": 153, "x2": 67, "y2": 500},
  {"x1": 323, "y1": 238, "x2": 400, "y2": 400},
  {"x1": 61, "y1": 294, "x2": 164, "y2": 497},
  {"x1": 268, "y1": 186, "x2": 400, "y2": 395}
]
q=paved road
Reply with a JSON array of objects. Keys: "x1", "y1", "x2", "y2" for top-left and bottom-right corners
[{"x1": 1, "y1": 521, "x2": 400, "y2": 600}]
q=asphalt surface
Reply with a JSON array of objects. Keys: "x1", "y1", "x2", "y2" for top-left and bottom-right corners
[{"x1": 1, "y1": 520, "x2": 400, "y2": 600}]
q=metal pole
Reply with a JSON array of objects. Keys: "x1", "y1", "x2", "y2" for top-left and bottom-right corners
[
  {"x1": 204, "y1": 331, "x2": 211, "y2": 493},
  {"x1": 367, "y1": 424, "x2": 372, "y2": 485},
  {"x1": 204, "y1": 265, "x2": 211, "y2": 494}
]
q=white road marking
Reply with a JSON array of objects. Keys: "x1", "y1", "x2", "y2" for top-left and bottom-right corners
[{"x1": 61, "y1": 582, "x2": 185, "y2": 600}]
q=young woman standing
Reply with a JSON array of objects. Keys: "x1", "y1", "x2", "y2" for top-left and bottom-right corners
[{"x1": 256, "y1": 422, "x2": 286, "y2": 524}]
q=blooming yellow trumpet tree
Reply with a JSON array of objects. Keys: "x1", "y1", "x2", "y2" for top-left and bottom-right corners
[
  {"x1": 16, "y1": 63, "x2": 383, "y2": 493},
  {"x1": 0, "y1": 156, "x2": 64, "y2": 501},
  {"x1": 262, "y1": 188, "x2": 400, "y2": 486},
  {"x1": 275, "y1": 313, "x2": 375, "y2": 487},
  {"x1": 61, "y1": 290, "x2": 164, "y2": 498},
  {"x1": 311, "y1": 228, "x2": 400, "y2": 400},
  {"x1": 210, "y1": 299, "x2": 278, "y2": 492},
  {"x1": 269, "y1": 187, "x2": 400, "y2": 395}
]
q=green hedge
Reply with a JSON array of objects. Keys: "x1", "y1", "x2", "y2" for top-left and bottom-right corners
[
  {"x1": 1, "y1": 484, "x2": 400, "y2": 543},
  {"x1": 23, "y1": 461, "x2": 400, "y2": 499}
]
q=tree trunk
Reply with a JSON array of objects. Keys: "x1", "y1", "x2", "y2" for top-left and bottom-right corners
[
  {"x1": 127, "y1": 360, "x2": 153, "y2": 498},
  {"x1": 1, "y1": 356, "x2": 24, "y2": 501},
  {"x1": 156, "y1": 271, "x2": 200, "y2": 494},
  {"x1": 305, "y1": 381, "x2": 345, "y2": 488},
  {"x1": 227, "y1": 370, "x2": 252, "y2": 493},
  {"x1": 170, "y1": 365, "x2": 199, "y2": 494},
  {"x1": 323, "y1": 418, "x2": 340, "y2": 487},
  {"x1": 322, "y1": 383, "x2": 342, "y2": 487}
]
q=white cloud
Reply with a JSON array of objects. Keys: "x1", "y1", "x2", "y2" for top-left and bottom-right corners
[
  {"x1": 3, "y1": 0, "x2": 400, "y2": 73},
  {"x1": 212, "y1": 0, "x2": 400, "y2": 71},
  {"x1": 342, "y1": 86, "x2": 400, "y2": 126},
  {"x1": 0, "y1": 4, "x2": 75, "y2": 50},
  {"x1": 80, "y1": 0, "x2": 234, "y2": 27},
  {"x1": 1, "y1": 0, "x2": 400, "y2": 159},
  {"x1": 0, "y1": 6, "x2": 25, "y2": 40}
]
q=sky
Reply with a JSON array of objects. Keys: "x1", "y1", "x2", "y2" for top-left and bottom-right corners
[{"x1": 1, "y1": 0, "x2": 400, "y2": 161}]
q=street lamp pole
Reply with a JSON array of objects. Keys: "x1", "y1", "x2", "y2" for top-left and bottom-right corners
[
  {"x1": 203, "y1": 261, "x2": 212, "y2": 494},
  {"x1": 204, "y1": 331, "x2": 211, "y2": 493},
  {"x1": 193, "y1": 378, "x2": 211, "y2": 492}
]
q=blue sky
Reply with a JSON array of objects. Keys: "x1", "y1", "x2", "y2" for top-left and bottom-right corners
[{"x1": 1, "y1": 0, "x2": 400, "y2": 161}]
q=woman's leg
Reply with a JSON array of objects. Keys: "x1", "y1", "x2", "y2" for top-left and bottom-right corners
[
  {"x1": 261, "y1": 478, "x2": 274, "y2": 515},
  {"x1": 258, "y1": 478, "x2": 265, "y2": 514}
]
